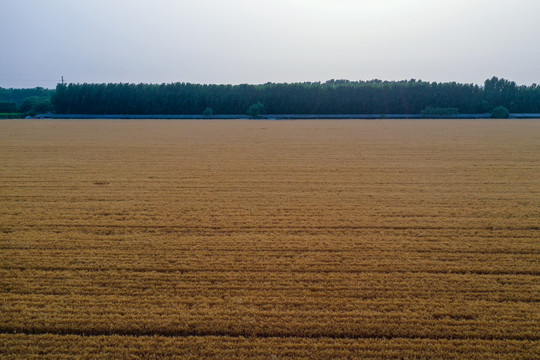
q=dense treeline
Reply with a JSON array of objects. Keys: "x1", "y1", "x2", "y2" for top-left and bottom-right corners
[
  {"x1": 0, "y1": 87, "x2": 54, "y2": 116},
  {"x1": 25, "y1": 77, "x2": 540, "y2": 115},
  {"x1": 0, "y1": 87, "x2": 53, "y2": 106}
]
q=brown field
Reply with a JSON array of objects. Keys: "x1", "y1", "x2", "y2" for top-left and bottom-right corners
[{"x1": 0, "y1": 119, "x2": 539, "y2": 359}]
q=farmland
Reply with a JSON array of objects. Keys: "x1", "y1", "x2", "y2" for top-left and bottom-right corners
[{"x1": 0, "y1": 119, "x2": 539, "y2": 359}]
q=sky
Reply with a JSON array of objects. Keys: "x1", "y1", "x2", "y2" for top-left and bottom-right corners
[{"x1": 1, "y1": 0, "x2": 539, "y2": 88}]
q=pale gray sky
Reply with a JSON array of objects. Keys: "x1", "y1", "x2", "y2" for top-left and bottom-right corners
[{"x1": 1, "y1": 0, "x2": 539, "y2": 88}]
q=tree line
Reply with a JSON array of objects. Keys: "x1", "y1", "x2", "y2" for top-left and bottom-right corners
[
  {"x1": 51, "y1": 77, "x2": 540, "y2": 115},
  {"x1": 0, "y1": 87, "x2": 54, "y2": 116},
  {"x1": 4, "y1": 77, "x2": 540, "y2": 116}
]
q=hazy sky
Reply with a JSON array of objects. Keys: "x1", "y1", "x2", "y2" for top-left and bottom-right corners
[{"x1": 1, "y1": 0, "x2": 539, "y2": 88}]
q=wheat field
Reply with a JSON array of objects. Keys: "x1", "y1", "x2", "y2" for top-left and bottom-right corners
[{"x1": 0, "y1": 120, "x2": 539, "y2": 359}]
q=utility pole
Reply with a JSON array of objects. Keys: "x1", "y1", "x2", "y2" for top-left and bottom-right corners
[{"x1": 60, "y1": 76, "x2": 64, "y2": 85}]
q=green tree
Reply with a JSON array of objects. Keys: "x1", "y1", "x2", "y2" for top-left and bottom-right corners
[
  {"x1": 203, "y1": 107, "x2": 213, "y2": 116},
  {"x1": 246, "y1": 102, "x2": 266, "y2": 117},
  {"x1": 0, "y1": 101, "x2": 17, "y2": 113},
  {"x1": 491, "y1": 106, "x2": 510, "y2": 119},
  {"x1": 19, "y1": 96, "x2": 53, "y2": 116}
]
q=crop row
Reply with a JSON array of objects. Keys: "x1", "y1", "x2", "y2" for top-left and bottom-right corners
[
  {"x1": 2, "y1": 293, "x2": 538, "y2": 340},
  {"x1": 2, "y1": 250, "x2": 538, "y2": 275},
  {"x1": 2, "y1": 334, "x2": 539, "y2": 360},
  {"x1": 1, "y1": 269, "x2": 538, "y2": 302}
]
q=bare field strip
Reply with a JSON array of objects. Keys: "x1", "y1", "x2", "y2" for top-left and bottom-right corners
[{"x1": 0, "y1": 120, "x2": 539, "y2": 359}]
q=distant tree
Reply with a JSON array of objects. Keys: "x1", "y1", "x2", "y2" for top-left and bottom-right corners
[
  {"x1": 0, "y1": 87, "x2": 54, "y2": 107},
  {"x1": 491, "y1": 105, "x2": 510, "y2": 119},
  {"x1": 484, "y1": 77, "x2": 517, "y2": 111},
  {"x1": 0, "y1": 101, "x2": 17, "y2": 113},
  {"x1": 246, "y1": 102, "x2": 266, "y2": 117},
  {"x1": 203, "y1": 107, "x2": 213, "y2": 116},
  {"x1": 19, "y1": 96, "x2": 53, "y2": 116}
]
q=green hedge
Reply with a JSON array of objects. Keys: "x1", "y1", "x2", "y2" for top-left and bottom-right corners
[{"x1": 0, "y1": 113, "x2": 24, "y2": 119}]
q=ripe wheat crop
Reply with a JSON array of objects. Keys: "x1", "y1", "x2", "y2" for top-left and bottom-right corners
[{"x1": 0, "y1": 120, "x2": 539, "y2": 359}]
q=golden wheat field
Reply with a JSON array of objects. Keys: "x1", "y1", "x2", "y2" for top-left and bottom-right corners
[{"x1": 0, "y1": 119, "x2": 539, "y2": 359}]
